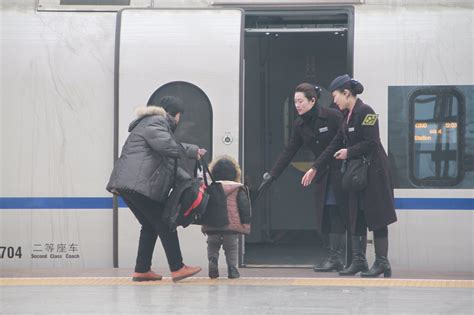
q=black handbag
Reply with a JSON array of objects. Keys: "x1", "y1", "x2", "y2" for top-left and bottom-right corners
[
  {"x1": 341, "y1": 155, "x2": 371, "y2": 192},
  {"x1": 196, "y1": 159, "x2": 229, "y2": 227}
]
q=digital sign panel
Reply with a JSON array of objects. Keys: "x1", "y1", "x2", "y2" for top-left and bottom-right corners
[{"x1": 414, "y1": 122, "x2": 458, "y2": 145}]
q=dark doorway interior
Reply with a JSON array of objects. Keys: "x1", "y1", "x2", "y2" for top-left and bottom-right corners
[{"x1": 244, "y1": 20, "x2": 350, "y2": 266}]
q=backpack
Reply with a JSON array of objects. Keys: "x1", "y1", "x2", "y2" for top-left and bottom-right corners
[
  {"x1": 162, "y1": 159, "x2": 210, "y2": 231},
  {"x1": 195, "y1": 159, "x2": 229, "y2": 227}
]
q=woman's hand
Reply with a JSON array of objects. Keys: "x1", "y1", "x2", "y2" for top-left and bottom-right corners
[
  {"x1": 197, "y1": 148, "x2": 207, "y2": 160},
  {"x1": 258, "y1": 172, "x2": 274, "y2": 193},
  {"x1": 334, "y1": 149, "x2": 348, "y2": 160},
  {"x1": 301, "y1": 168, "x2": 317, "y2": 187}
]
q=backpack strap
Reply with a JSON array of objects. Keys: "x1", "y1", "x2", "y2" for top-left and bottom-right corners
[
  {"x1": 172, "y1": 157, "x2": 178, "y2": 188},
  {"x1": 183, "y1": 184, "x2": 206, "y2": 217},
  {"x1": 199, "y1": 159, "x2": 215, "y2": 187},
  {"x1": 193, "y1": 159, "x2": 202, "y2": 178}
]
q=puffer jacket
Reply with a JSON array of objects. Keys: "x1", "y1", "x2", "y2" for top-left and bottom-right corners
[
  {"x1": 202, "y1": 181, "x2": 252, "y2": 235},
  {"x1": 106, "y1": 106, "x2": 199, "y2": 203}
]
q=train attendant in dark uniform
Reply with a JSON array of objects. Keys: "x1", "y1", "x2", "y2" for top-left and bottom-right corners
[
  {"x1": 259, "y1": 83, "x2": 348, "y2": 272},
  {"x1": 305, "y1": 75, "x2": 397, "y2": 278}
]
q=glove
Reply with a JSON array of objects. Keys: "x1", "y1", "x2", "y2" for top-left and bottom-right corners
[{"x1": 257, "y1": 172, "x2": 274, "y2": 193}]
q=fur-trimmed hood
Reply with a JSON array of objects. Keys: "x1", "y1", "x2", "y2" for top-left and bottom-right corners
[
  {"x1": 128, "y1": 106, "x2": 174, "y2": 132},
  {"x1": 135, "y1": 106, "x2": 166, "y2": 118}
]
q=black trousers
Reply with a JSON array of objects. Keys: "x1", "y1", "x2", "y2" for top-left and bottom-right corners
[
  {"x1": 354, "y1": 208, "x2": 388, "y2": 238},
  {"x1": 321, "y1": 205, "x2": 346, "y2": 234},
  {"x1": 119, "y1": 190, "x2": 184, "y2": 273}
]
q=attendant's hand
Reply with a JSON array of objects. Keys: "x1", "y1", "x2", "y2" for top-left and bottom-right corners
[
  {"x1": 301, "y1": 168, "x2": 317, "y2": 187},
  {"x1": 258, "y1": 173, "x2": 274, "y2": 193},
  {"x1": 197, "y1": 148, "x2": 207, "y2": 160},
  {"x1": 334, "y1": 149, "x2": 348, "y2": 160}
]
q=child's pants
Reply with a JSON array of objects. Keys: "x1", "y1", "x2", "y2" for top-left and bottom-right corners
[{"x1": 207, "y1": 234, "x2": 239, "y2": 267}]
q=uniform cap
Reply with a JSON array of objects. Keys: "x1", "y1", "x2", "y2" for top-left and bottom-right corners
[{"x1": 328, "y1": 74, "x2": 351, "y2": 93}]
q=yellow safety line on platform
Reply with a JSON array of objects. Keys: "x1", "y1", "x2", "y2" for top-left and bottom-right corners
[{"x1": 0, "y1": 277, "x2": 472, "y2": 288}]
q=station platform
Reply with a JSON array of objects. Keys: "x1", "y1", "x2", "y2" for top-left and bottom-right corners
[{"x1": 1, "y1": 268, "x2": 472, "y2": 314}]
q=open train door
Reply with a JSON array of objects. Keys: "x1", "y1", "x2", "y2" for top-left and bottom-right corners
[{"x1": 114, "y1": 9, "x2": 244, "y2": 268}]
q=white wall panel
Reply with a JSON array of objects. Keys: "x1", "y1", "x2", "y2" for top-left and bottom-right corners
[
  {"x1": 354, "y1": 5, "x2": 473, "y2": 146},
  {"x1": 1, "y1": 5, "x2": 116, "y2": 268},
  {"x1": 355, "y1": 4, "x2": 473, "y2": 271}
]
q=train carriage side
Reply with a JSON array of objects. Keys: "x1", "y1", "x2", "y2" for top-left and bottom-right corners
[{"x1": 0, "y1": 0, "x2": 472, "y2": 273}]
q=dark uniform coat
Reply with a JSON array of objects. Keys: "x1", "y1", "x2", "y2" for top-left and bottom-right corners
[
  {"x1": 314, "y1": 99, "x2": 397, "y2": 233},
  {"x1": 270, "y1": 105, "x2": 348, "y2": 231}
]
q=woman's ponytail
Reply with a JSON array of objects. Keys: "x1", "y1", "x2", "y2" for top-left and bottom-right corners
[{"x1": 350, "y1": 79, "x2": 364, "y2": 95}]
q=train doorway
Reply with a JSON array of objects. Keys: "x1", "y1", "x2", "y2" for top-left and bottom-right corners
[{"x1": 243, "y1": 9, "x2": 353, "y2": 267}]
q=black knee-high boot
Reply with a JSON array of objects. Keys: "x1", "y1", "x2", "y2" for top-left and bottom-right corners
[
  {"x1": 313, "y1": 233, "x2": 345, "y2": 272},
  {"x1": 361, "y1": 237, "x2": 391, "y2": 278},
  {"x1": 339, "y1": 236, "x2": 369, "y2": 276}
]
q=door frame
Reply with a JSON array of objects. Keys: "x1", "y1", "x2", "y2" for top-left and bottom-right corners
[{"x1": 240, "y1": 6, "x2": 354, "y2": 268}]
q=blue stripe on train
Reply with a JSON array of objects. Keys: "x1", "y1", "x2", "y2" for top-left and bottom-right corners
[
  {"x1": 0, "y1": 197, "x2": 126, "y2": 209},
  {"x1": 0, "y1": 197, "x2": 473, "y2": 210},
  {"x1": 394, "y1": 198, "x2": 473, "y2": 210}
]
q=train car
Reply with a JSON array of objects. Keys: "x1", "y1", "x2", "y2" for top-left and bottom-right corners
[{"x1": 1, "y1": 0, "x2": 472, "y2": 274}]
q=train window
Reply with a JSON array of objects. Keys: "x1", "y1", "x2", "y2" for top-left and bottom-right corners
[
  {"x1": 148, "y1": 81, "x2": 213, "y2": 170},
  {"x1": 37, "y1": 0, "x2": 150, "y2": 11},
  {"x1": 409, "y1": 87, "x2": 465, "y2": 187}
]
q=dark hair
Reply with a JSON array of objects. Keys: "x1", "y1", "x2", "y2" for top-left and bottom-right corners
[
  {"x1": 338, "y1": 79, "x2": 364, "y2": 96},
  {"x1": 211, "y1": 159, "x2": 238, "y2": 182},
  {"x1": 158, "y1": 96, "x2": 184, "y2": 116},
  {"x1": 295, "y1": 83, "x2": 321, "y2": 102}
]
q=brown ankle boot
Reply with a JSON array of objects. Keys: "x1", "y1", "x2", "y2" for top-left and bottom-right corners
[
  {"x1": 132, "y1": 270, "x2": 163, "y2": 282},
  {"x1": 171, "y1": 265, "x2": 201, "y2": 282}
]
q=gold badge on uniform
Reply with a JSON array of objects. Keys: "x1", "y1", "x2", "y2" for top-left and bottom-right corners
[{"x1": 362, "y1": 114, "x2": 378, "y2": 126}]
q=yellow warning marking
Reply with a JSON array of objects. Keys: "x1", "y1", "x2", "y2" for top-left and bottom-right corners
[{"x1": 0, "y1": 277, "x2": 472, "y2": 288}]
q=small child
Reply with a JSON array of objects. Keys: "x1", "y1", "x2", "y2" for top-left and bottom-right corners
[{"x1": 202, "y1": 156, "x2": 251, "y2": 279}]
